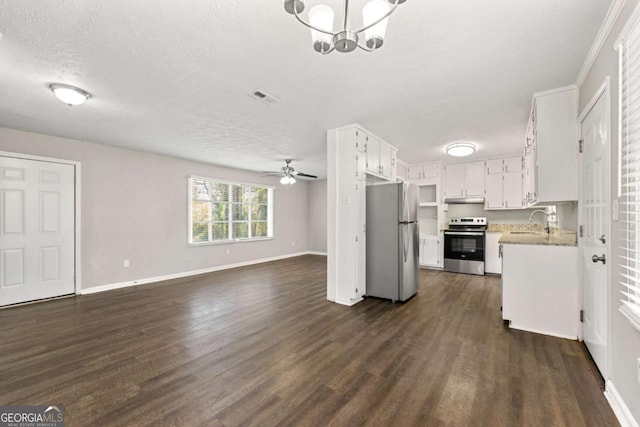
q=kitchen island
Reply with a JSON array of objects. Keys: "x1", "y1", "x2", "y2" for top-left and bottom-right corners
[{"x1": 499, "y1": 229, "x2": 579, "y2": 339}]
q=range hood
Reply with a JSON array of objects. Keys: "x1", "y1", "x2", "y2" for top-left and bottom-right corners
[{"x1": 444, "y1": 196, "x2": 485, "y2": 204}]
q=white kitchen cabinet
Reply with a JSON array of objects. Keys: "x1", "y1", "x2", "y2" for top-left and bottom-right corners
[
  {"x1": 485, "y1": 232, "x2": 502, "y2": 274},
  {"x1": 524, "y1": 86, "x2": 578, "y2": 205},
  {"x1": 443, "y1": 161, "x2": 485, "y2": 199},
  {"x1": 420, "y1": 235, "x2": 441, "y2": 268},
  {"x1": 396, "y1": 159, "x2": 409, "y2": 182},
  {"x1": 409, "y1": 162, "x2": 441, "y2": 182},
  {"x1": 501, "y1": 243, "x2": 579, "y2": 339},
  {"x1": 366, "y1": 135, "x2": 397, "y2": 181},
  {"x1": 327, "y1": 124, "x2": 398, "y2": 306},
  {"x1": 484, "y1": 156, "x2": 525, "y2": 210}
]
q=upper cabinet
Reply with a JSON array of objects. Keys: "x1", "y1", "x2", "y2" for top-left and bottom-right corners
[
  {"x1": 443, "y1": 161, "x2": 485, "y2": 199},
  {"x1": 396, "y1": 159, "x2": 409, "y2": 182},
  {"x1": 408, "y1": 162, "x2": 440, "y2": 182},
  {"x1": 366, "y1": 134, "x2": 397, "y2": 181},
  {"x1": 484, "y1": 155, "x2": 524, "y2": 210},
  {"x1": 524, "y1": 86, "x2": 578, "y2": 205}
]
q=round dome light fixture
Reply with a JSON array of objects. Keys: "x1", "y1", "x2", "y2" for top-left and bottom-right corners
[
  {"x1": 49, "y1": 83, "x2": 91, "y2": 106},
  {"x1": 446, "y1": 142, "x2": 476, "y2": 157}
]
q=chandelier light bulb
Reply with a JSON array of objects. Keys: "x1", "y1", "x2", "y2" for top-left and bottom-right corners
[
  {"x1": 363, "y1": 0, "x2": 390, "y2": 49},
  {"x1": 280, "y1": 175, "x2": 296, "y2": 185}
]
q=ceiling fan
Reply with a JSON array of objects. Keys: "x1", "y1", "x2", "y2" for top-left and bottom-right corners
[{"x1": 262, "y1": 159, "x2": 317, "y2": 185}]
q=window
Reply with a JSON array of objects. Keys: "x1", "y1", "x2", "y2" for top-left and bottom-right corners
[
  {"x1": 189, "y1": 176, "x2": 273, "y2": 244},
  {"x1": 618, "y1": 17, "x2": 640, "y2": 329}
]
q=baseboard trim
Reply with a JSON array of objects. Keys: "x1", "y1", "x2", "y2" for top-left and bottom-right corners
[
  {"x1": 605, "y1": 380, "x2": 639, "y2": 427},
  {"x1": 307, "y1": 251, "x2": 327, "y2": 256},
  {"x1": 507, "y1": 324, "x2": 578, "y2": 341},
  {"x1": 79, "y1": 251, "x2": 312, "y2": 295},
  {"x1": 335, "y1": 297, "x2": 363, "y2": 306}
]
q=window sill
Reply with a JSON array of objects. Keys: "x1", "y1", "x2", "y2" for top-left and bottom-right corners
[
  {"x1": 620, "y1": 305, "x2": 640, "y2": 334},
  {"x1": 188, "y1": 237, "x2": 273, "y2": 247}
]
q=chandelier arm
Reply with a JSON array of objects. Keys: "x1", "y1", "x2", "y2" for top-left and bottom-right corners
[
  {"x1": 292, "y1": 3, "x2": 335, "y2": 36},
  {"x1": 321, "y1": 46, "x2": 337, "y2": 55},
  {"x1": 352, "y1": 0, "x2": 400, "y2": 35},
  {"x1": 356, "y1": 41, "x2": 376, "y2": 53}
]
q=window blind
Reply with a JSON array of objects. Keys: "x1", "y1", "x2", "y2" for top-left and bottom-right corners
[
  {"x1": 189, "y1": 177, "x2": 273, "y2": 244},
  {"x1": 619, "y1": 19, "x2": 640, "y2": 328}
]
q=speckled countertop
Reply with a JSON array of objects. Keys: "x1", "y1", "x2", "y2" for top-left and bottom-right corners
[{"x1": 490, "y1": 224, "x2": 577, "y2": 247}]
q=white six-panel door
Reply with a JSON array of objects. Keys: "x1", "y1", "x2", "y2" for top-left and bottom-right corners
[{"x1": 0, "y1": 156, "x2": 75, "y2": 306}]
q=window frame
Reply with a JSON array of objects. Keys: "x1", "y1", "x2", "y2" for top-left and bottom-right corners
[
  {"x1": 616, "y1": 12, "x2": 640, "y2": 332},
  {"x1": 188, "y1": 175, "x2": 274, "y2": 246}
]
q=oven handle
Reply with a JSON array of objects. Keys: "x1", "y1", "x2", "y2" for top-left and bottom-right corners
[{"x1": 444, "y1": 231, "x2": 485, "y2": 236}]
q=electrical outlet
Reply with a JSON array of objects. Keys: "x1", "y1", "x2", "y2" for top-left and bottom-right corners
[
  {"x1": 291, "y1": 241, "x2": 295, "y2": 247},
  {"x1": 124, "y1": 259, "x2": 130, "y2": 268},
  {"x1": 637, "y1": 357, "x2": 640, "y2": 384},
  {"x1": 226, "y1": 249, "x2": 230, "y2": 255}
]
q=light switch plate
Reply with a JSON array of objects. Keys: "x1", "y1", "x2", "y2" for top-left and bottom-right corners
[{"x1": 613, "y1": 199, "x2": 619, "y2": 222}]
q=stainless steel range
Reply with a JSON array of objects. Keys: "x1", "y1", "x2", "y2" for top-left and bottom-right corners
[{"x1": 443, "y1": 217, "x2": 487, "y2": 275}]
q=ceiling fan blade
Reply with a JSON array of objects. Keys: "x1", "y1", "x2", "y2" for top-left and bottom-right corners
[
  {"x1": 260, "y1": 171, "x2": 283, "y2": 175},
  {"x1": 294, "y1": 172, "x2": 318, "y2": 179}
]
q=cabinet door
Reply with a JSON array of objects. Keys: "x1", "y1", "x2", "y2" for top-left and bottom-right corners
[
  {"x1": 422, "y1": 236, "x2": 439, "y2": 267},
  {"x1": 524, "y1": 143, "x2": 537, "y2": 205},
  {"x1": 503, "y1": 170, "x2": 524, "y2": 209},
  {"x1": 355, "y1": 182, "x2": 366, "y2": 297},
  {"x1": 422, "y1": 162, "x2": 440, "y2": 179},
  {"x1": 484, "y1": 173, "x2": 503, "y2": 209},
  {"x1": 355, "y1": 152, "x2": 366, "y2": 181},
  {"x1": 503, "y1": 156, "x2": 522, "y2": 173},
  {"x1": 408, "y1": 165, "x2": 423, "y2": 181},
  {"x1": 366, "y1": 137, "x2": 380, "y2": 175},
  {"x1": 354, "y1": 128, "x2": 367, "y2": 153},
  {"x1": 486, "y1": 159, "x2": 503, "y2": 175},
  {"x1": 485, "y1": 232, "x2": 502, "y2": 274},
  {"x1": 444, "y1": 163, "x2": 465, "y2": 198},
  {"x1": 464, "y1": 161, "x2": 485, "y2": 197},
  {"x1": 379, "y1": 142, "x2": 393, "y2": 178}
]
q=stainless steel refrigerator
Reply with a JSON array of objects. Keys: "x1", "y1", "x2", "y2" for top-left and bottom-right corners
[{"x1": 365, "y1": 182, "x2": 419, "y2": 302}]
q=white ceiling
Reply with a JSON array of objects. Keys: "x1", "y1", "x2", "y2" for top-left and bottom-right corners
[{"x1": 0, "y1": 0, "x2": 612, "y2": 177}]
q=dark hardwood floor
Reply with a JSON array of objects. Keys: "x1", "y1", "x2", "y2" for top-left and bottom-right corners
[{"x1": 0, "y1": 255, "x2": 618, "y2": 426}]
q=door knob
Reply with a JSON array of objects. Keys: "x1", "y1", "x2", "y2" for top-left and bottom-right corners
[
  {"x1": 592, "y1": 254, "x2": 606, "y2": 264},
  {"x1": 598, "y1": 234, "x2": 606, "y2": 244}
]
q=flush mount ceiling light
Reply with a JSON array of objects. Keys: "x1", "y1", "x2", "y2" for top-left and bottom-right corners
[
  {"x1": 446, "y1": 142, "x2": 476, "y2": 157},
  {"x1": 284, "y1": 0, "x2": 407, "y2": 54},
  {"x1": 49, "y1": 83, "x2": 91, "y2": 106}
]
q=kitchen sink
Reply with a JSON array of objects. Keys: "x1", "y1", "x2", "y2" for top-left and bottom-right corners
[{"x1": 510, "y1": 231, "x2": 542, "y2": 234}]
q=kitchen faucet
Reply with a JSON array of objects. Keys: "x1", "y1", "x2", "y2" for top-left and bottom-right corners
[{"x1": 528, "y1": 209, "x2": 550, "y2": 234}]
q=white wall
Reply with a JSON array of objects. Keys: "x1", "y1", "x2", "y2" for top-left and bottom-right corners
[
  {"x1": 0, "y1": 126, "x2": 310, "y2": 290},
  {"x1": 307, "y1": 179, "x2": 327, "y2": 253},
  {"x1": 579, "y1": 0, "x2": 640, "y2": 422}
]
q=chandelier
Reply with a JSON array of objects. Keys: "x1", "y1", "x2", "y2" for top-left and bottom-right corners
[{"x1": 284, "y1": 0, "x2": 407, "y2": 54}]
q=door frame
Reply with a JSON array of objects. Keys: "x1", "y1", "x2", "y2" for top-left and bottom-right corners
[
  {"x1": 0, "y1": 150, "x2": 82, "y2": 295},
  {"x1": 577, "y1": 76, "x2": 611, "y2": 379}
]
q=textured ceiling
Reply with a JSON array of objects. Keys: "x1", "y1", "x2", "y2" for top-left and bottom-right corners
[{"x1": 0, "y1": 0, "x2": 612, "y2": 177}]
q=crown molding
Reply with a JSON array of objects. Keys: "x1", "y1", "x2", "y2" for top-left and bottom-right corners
[{"x1": 576, "y1": 0, "x2": 628, "y2": 87}]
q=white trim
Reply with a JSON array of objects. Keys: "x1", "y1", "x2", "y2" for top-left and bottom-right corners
[
  {"x1": 79, "y1": 251, "x2": 312, "y2": 295},
  {"x1": 533, "y1": 84, "x2": 578, "y2": 99},
  {"x1": 605, "y1": 380, "x2": 640, "y2": 427},
  {"x1": 578, "y1": 77, "x2": 611, "y2": 122},
  {"x1": 507, "y1": 324, "x2": 577, "y2": 341},
  {"x1": 335, "y1": 296, "x2": 364, "y2": 306},
  {"x1": 189, "y1": 174, "x2": 276, "y2": 190},
  {"x1": 0, "y1": 150, "x2": 82, "y2": 294},
  {"x1": 577, "y1": 0, "x2": 627, "y2": 86},
  {"x1": 307, "y1": 251, "x2": 327, "y2": 256},
  {"x1": 615, "y1": 0, "x2": 640, "y2": 49}
]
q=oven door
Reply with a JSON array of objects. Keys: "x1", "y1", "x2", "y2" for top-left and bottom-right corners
[{"x1": 444, "y1": 231, "x2": 485, "y2": 262}]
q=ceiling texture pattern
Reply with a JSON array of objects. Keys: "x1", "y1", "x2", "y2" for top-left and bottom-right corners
[{"x1": 0, "y1": 0, "x2": 612, "y2": 177}]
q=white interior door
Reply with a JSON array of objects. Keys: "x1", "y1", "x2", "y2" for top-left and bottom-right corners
[
  {"x1": 0, "y1": 156, "x2": 75, "y2": 306},
  {"x1": 580, "y1": 85, "x2": 610, "y2": 378}
]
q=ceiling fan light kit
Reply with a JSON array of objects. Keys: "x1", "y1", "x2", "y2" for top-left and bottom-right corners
[
  {"x1": 263, "y1": 159, "x2": 318, "y2": 185},
  {"x1": 284, "y1": 0, "x2": 407, "y2": 55},
  {"x1": 446, "y1": 142, "x2": 476, "y2": 157}
]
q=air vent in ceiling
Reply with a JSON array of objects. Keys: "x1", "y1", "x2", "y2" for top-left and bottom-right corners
[{"x1": 250, "y1": 89, "x2": 280, "y2": 105}]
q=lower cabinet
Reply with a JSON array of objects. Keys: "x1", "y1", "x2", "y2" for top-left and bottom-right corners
[
  {"x1": 485, "y1": 232, "x2": 502, "y2": 274},
  {"x1": 501, "y1": 244, "x2": 578, "y2": 339},
  {"x1": 420, "y1": 235, "x2": 441, "y2": 268}
]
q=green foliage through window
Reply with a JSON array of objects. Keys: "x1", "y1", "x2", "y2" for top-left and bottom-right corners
[{"x1": 189, "y1": 177, "x2": 273, "y2": 244}]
